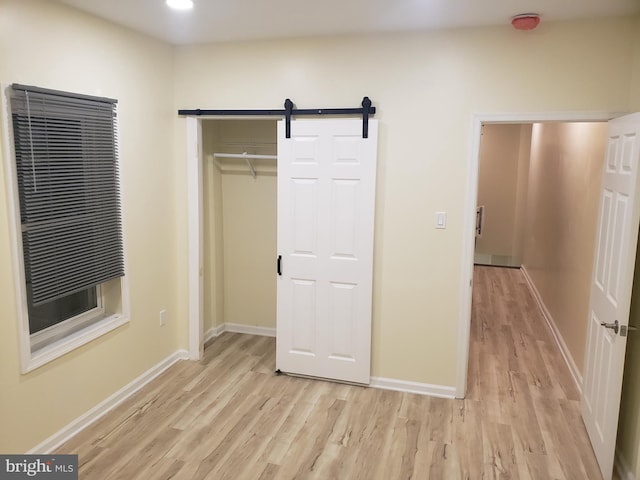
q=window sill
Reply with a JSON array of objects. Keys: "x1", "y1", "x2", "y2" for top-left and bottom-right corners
[{"x1": 22, "y1": 314, "x2": 129, "y2": 374}]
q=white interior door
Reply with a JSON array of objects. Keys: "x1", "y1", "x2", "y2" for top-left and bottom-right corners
[
  {"x1": 276, "y1": 119, "x2": 378, "y2": 385},
  {"x1": 582, "y1": 113, "x2": 640, "y2": 479}
]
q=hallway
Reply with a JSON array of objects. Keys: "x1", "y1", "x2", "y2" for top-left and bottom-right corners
[{"x1": 468, "y1": 266, "x2": 601, "y2": 478}]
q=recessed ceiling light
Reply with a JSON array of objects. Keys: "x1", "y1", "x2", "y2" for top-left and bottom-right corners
[{"x1": 166, "y1": 0, "x2": 194, "y2": 10}]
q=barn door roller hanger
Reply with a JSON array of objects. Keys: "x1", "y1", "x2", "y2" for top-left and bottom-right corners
[{"x1": 178, "y1": 97, "x2": 376, "y2": 139}]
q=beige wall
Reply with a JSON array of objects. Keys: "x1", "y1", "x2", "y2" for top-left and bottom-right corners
[
  {"x1": 522, "y1": 122, "x2": 607, "y2": 374},
  {"x1": 2, "y1": 0, "x2": 640, "y2": 453},
  {"x1": 513, "y1": 125, "x2": 533, "y2": 264},
  {"x1": 476, "y1": 124, "x2": 530, "y2": 266},
  {"x1": 631, "y1": 17, "x2": 640, "y2": 110},
  {"x1": 174, "y1": 17, "x2": 637, "y2": 386},
  {"x1": 0, "y1": 1, "x2": 178, "y2": 452},
  {"x1": 617, "y1": 234, "x2": 640, "y2": 478},
  {"x1": 221, "y1": 173, "x2": 277, "y2": 328},
  {"x1": 202, "y1": 121, "x2": 277, "y2": 331}
]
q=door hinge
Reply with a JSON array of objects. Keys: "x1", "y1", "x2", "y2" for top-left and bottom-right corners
[{"x1": 277, "y1": 255, "x2": 282, "y2": 276}]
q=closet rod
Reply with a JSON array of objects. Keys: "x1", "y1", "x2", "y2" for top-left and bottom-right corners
[{"x1": 213, "y1": 153, "x2": 277, "y2": 160}]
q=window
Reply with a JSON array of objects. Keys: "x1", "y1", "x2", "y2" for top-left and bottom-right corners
[{"x1": 5, "y1": 84, "x2": 129, "y2": 371}]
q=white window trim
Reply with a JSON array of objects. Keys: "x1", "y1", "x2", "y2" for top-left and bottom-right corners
[{"x1": 1, "y1": 83, "x2": 130, "y2": 374}]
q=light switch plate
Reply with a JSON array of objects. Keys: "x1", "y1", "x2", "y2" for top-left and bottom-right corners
[{"x1": 436, "y1": 212, "x2": 447, "y2": 229}]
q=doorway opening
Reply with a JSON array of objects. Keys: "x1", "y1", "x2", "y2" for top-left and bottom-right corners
[
  {"x1": 474, "y1": 124, "x2": 532, "y2": 269},
  {"x1": 458, "y1": 112, "x2": 618, "y2": 398},
  {"x1": 471, "y1": 119, "x2": 607, "y2": 387},
  {"x1": 461, "y1": 112, "x2": 640, "y2": 480}
]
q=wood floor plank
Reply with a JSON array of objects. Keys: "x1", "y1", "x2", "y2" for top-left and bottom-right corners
[
  {"x1": 215, "y1": 388, "x2": 312, "y2": 479},
  {"x1": 482, "y1": 421, "x2": 519, "y2": 479},
  {"x1": 398, "y1": 416, "x2": 422, "y2": 479},
  {"x1": 260, "y1": 380, "x2": 326, "y2": 466},
  {"x1": 347, "y1": 389, "x2": 403, "y2": 480},
  {"x1": 109, "y1": 427, "x2": 183, "y2": 480},
  {"x1": 538, "y1": 339, "x2": 581, "y2": 402},
  {"x1": 190, "y1": 395, "x2": 271, "y2": 480},
  {"x1": 55, "y1": 266, "x2": 602, "y2": 480},
  {"x1": 428, "y1": 439, "x2": 459, "y2": 479},
  {"x1": 132, "y1": 457, "x2": 184, "y2": 480},
  {"x1": 559, "y1": 400, "x2": 603, "y2": 480},
  {"x1": 321, "y1": 386, "x2": 373, "y2": 479},
  {"x1": 167, "y1": 383, "x2": 269, "y2": 463},
  {"x1": 453, "y1": 399, "x2": 485, "y2": 479},
  {"x1": 290, "y1": 397, "x2": 346, "y2": 478},
  {"x1": 257, "y1": 463, "x2": 281, "y2": 480}
]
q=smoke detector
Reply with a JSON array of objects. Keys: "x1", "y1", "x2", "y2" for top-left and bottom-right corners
[{"x1": 511, "y1": 14, "x2": 541, "y2": 31}]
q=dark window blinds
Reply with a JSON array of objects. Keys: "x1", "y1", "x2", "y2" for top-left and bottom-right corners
[{"x1": 10, "y1": 84, "x2": 124, "y2": 306}]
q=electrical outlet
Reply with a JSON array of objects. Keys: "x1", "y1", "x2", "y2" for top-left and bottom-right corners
[{"x1": 159, "y1": 309, "x2": 166, "y2": 326}]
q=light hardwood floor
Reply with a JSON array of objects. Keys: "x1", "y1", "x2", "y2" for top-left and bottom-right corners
[{"x1": 58, "y1": 266, "x2": 603, "y2": 479}]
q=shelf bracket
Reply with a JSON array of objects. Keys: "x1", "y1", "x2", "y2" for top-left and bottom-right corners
[{"x1": 242, "y1": 152, "x2": 257, "y2": 179}]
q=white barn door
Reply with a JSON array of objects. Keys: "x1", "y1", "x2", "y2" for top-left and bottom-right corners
[
  {"x1": 276, "y1": 119, "x2": 378, "y2": 385},
  {"x1": 582, "y1": 113, "x2": 640, "y2": 479}
]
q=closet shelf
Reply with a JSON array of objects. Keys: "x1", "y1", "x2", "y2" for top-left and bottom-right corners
[{"x1": 213, "y1": 153, "x2": 277, "y2": 160}]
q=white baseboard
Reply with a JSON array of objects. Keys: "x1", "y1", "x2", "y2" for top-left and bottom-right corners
[
  {"x1": 474, "y1": 253, "x2": 521, "y2": 267},
  {"x1": 204, "y1": 323, "x2": 276, "y2": 341},
  {"x1": 615, "y1": 448, "x2": 635, "y2": 480},
  {"x1": 224, "y1": 323, "x2": 276, "y2": 337},
  {"x1": 206, "y1": 327, "x2": 453, "y2": 398},
  {"x1": 204, "y1": 324, "x2": 225, "y2": 344},
  {"x1": 370, "y1": 376, "x2": 456, "y2": 398},
  {"x1": 28, "y1": 349, "x2": 189, "y2": 454},
  {"x1": 521, "y1": 266, "x2": 583, "y2": 394}
]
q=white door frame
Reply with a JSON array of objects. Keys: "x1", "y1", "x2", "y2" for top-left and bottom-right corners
[
  {"x1": 457, "y1": 110, "x2": 623, "y2": 398},
  {"x1": 186, "y1": 116, "x2": 203, "y2": 360}
]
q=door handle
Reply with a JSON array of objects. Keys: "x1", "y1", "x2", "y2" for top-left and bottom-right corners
[
  {"x1": 600, "y1": 320, "x2": 619, "y2": 334},
  {"x1": 277, "y1": 255, "x2": 282, "y2": 276}
]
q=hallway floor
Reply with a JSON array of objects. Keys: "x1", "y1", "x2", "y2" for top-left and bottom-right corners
[{"x1": 467, "y1": 266, "x2": 602, "y2": 479}]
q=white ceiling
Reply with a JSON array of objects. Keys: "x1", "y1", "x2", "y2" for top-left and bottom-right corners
[{"x1": 56, "y1": 0, "x2": 640, "y2": 45}]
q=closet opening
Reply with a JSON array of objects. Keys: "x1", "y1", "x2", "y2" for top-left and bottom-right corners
[
  {"x1": 183, "y1": 99, "x2": 377, "y2": 360},
  {"x1": 201, "y1": 119, "x2": 279, "y2": 344},
  {"x1": 188, "y1": 115, "x2": 380, "y2": 385}
]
